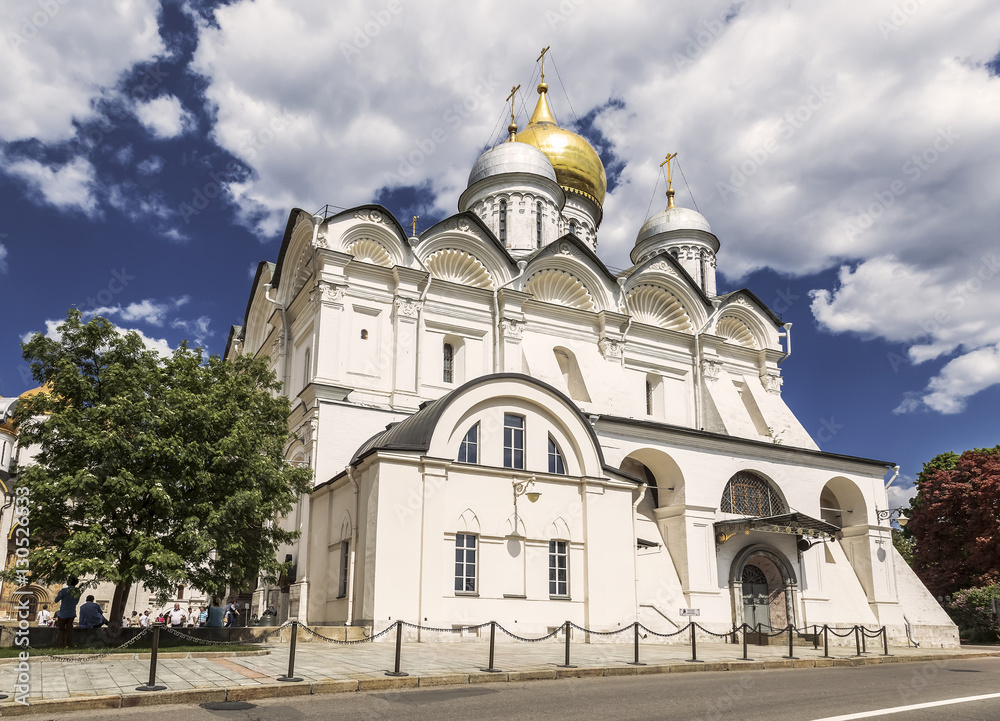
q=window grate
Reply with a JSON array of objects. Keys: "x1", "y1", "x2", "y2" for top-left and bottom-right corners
[{"x1": 721, "y1": 471, "x2": 786, "y2": 517}]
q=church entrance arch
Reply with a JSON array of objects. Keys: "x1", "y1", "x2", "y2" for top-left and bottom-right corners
[{"x1": 730, "y1": 545, "x2": 797, "y2": 631}]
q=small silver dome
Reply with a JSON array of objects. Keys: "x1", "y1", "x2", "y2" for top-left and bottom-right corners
[
  {"x1": 636, "y1": 206, "x2": 712, "y2": 245},
  {"x1": 468, "y1": 142, "x2": 557, "y2": 187}
]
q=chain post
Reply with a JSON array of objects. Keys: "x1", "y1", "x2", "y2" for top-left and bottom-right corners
[
  {"x1": 385, "y1": 620, "x2": 408, "y2": 677},
  {"x1": 686, "y1": 623, "x2": 703, "y2": 663},
  {"x1": 626, "y1": 621, "x2": 645, "y2": 666},
  {"x1": 861, "y1": 626, "x2": 868, "y2": 654},
  {"x1": 882, "y1": 626, "x2": 890, "y2": 656},
  {"x1": 557, "y1": 621, "x2": 576, "y2": 668},
  {"x1": 822, "y1": 624, "x2": 830, "y2": 658},
  {"x1": 135, "y1": 626, "x2": 166, "y2": 691},
  {"x1": 813, "y1": 624, "x2": 819, "y2": 650},
  {"x1": 278, "y1": 621, "x2": 303, "y2": 682},
  {"x1": 854, "y1": 626, "x2": 861, "y2": 656},
  {"x1": 783, "y1": 624, "x2": 798, "y2": 660},
  {"x1": 480, "y1": 621, "x2": 501, "y2": 673}
]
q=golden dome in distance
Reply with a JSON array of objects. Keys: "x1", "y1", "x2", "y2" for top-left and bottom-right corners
[{"x1": 515, "y1": 81, "x2": 607, "y2": 206}]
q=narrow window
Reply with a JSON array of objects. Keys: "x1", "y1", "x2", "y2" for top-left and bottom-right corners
[
  {"x1": 645, "y1": 380, "x2": 653, "y2": 416},
  {"x1": 569, "y1": 220, "x2": 576, "y2": 236},
  {"x1": 455, "y1": 533, "x2": 477, "y2": 593},
  {"x1": 177, "y1": 585, "x2": 185, "y2": 600},
  {"x1": 536, "y1": 201, "x2": 543, "y2": 248},
  {"x1": 303, "y1": 347, "x2": 311, "y2": 388},
  {"x1": 360, "y1": 329, "x2": 368, "y2": 340},
  {"x1": 503, "y1": 414, "x2": 524, "y2": 469},
  {"x1": 338, "y1": 541, "x2": 350, "y2": 598},
  {"x1": 443, "y1": 343, "x2": 454, "y2": 384},
  {"x1": 548, "y1": 436, "x2": 566, "y2": 475},
  {"x1": 700, "y1": 251, "x2": 708, "y2": 290},
  {"x1": 458, "y1": 423, "x2": 479, "y2": 464},
  {"x1": 549, "y1": 540, "x2": 568, "y2": 597},
  {"x1": 499, "y1": 199, "x2": 507, "y2": 243}
]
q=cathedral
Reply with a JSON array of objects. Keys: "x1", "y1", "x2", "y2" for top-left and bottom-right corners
[{"x1": 226, "y1": 65, "x2": 957, "y2": 646}]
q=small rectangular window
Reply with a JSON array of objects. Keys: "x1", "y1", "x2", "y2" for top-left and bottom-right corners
[
  {"x1": 549, "y1": 540, "x2": 568, "y2": 597},
  {"x1": 458, "y1": 423, "x2": 479, "y2": 464},
  {"x1": 499, "y1": 200, "x2": 507, "y2": 243},
  {"x1": 338, "y1": 541, "x2": 350, "y2": 598},
  {"x1": 455, "y1": 533, "x2": 477, "y2": 593},
  {"x1": 503, "y1": 414, "x2": 524, "y2": 469},
  {"x1": 536, "y1": 201, "x2": 542, "y2": 248},
  {"x1": 443, "y1": 343, "x2": 454, "y2": 384}
]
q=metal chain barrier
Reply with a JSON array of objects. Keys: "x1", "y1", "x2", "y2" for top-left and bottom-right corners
[
  {"x1": 568, "y1": 621, "x2": 632, "y2": 637},
  {"x1": 637, "y1": 623, "x2": 688, "y2": 638},
  {"x1": 495, "y1": 624, "x2": 560, "y2": 643},
  {"x1": 827, "y1": 625, "x2": 859, "y2": 638},
  {"x1": 48, "y1": 626, "x2": 152, "y2": 664},
  {"x1": 162, "y1": 624, "x2": 277, "y2": 646},
  {"x1": 298, "y1": 623, "x2": 396, "y2": 645},
  {"x1": 693, "y1": 622, "x2": 733, "y2": 639},
  {"x1": 400, "y1": 621, "x2": 491, "y2": 634}
]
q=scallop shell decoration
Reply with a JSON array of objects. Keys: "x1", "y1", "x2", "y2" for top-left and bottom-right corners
[
  {"x1": 425, "y1": 249, "x2": 494, "y2": 289},
  {"x1": 626, "y1": 285, "x2": 692, "y2": 332},
  {"x1": 346, "y1": 238, "x2": 392, "y2": 267},
  {"x1": 523, "y1": 269, "x2": 596, "y2": 311},
  {"x1": 716, "y1": 316, "x2": 757, "y2": 349}
]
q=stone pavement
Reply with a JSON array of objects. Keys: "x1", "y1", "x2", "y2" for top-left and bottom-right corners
[{"x1": 0, "y1": 632, "x2": 996, "y2": 716}]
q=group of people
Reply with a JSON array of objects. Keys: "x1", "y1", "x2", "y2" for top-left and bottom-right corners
[{"x1": 45, "y1": 578, "x2": 251, "y2": 648}]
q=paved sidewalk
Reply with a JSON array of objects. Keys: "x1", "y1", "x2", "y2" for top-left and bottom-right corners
[{"x1": 1, "y1": 635, "x2": 996, "y2": 716}]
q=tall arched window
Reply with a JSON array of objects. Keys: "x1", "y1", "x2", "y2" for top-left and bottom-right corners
[
  {"x1": 547, "y1": 435, "x2": 566, "y2": 475},
  {"x1": 458, "y1": 423, "x2": 478, "y2": 464},
  {"x1": 721, "y1": 471, "x2": 786, "y2": 517},
  {"x1": 303, "y1": 347, "x2": 311, "y2": 388},
  {"x1": 443, "y1": 343, "x2": 454, "y2": 384},
  {"x1": 536, "y1": 201, "x2": 543, "y2": 248},
  {"x1": 499, "y1": 199, "x2": 507, "y2": 243},
  {"x1": 569, "y1": 220, "x2": 576, "y2": 236}
]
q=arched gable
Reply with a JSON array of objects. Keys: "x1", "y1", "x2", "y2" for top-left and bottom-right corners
[
  {"x1": 244, "y1": 263, "x2": 276, "y2": 357},
  {"x1": 521, "y1": 236, "x2": 618, "y2": 312},
  {"x1": 523, "y1": 268, "x2": 596, "y2": 311},
  {"x1": 328, "y1": 206, "x2": 410, "y2": 269},
  {"x1": 714, "y1": 296, "x2": 776, "y2": 350},
  {"x1": 820, "y1": 476, "x2": 869, "y2": 528},
  {"x1": 625, "y1": 284, "x2": 693, "y2": 333},
  {"x1": 720, "y1": 469, "x2": 788, "y2": 517},
  {"x1": 715, "y1": 314, "x2": 759, "y2": 350},
  {"x1": 622, "y1": 252, "x2": 711, "y2": 329},
  {"x1": 277, "y1": 216, "x2": 316, "y2": 305}
]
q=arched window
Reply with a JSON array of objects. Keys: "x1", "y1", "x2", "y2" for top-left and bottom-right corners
[
  {"x1": 553, "y1": 347, "x2": 591, "y2": 402},
  {"x1": 499, "y1": 199, "x2": 507, "y2": 243},
  {"x1": 547, "y1": 435, "x2": 566, "y2": 475},
  {"x1": 569, "y1": 220, "x2": 576, "y2": 236},
  {"x1": 443, "y1": 343, "x2": 454, "y2": 383},
  {"x1": 721, "y1": 471, "x2": 786, "y2": 517},
  {"x1": 458, "y1": 423, "x2": 478, "y2": 464},
  {"x1": 536, "y1": 201, "x2": 543, "y2": 248},
  {"x1": 303, "y1": 347, "x2": 311, "y2": 388}
]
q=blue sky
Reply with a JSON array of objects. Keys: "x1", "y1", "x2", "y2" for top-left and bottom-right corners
[{"x1": 2, "y1": 0, "x2": 999, "y2": 505}]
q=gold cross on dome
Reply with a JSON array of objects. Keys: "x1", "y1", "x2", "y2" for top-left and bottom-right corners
[
  {"x1": 537, "y1": 46, "x2": 551, "y2": 81},
  {"x1": 410, "y1": 215, "x2": 418, "y2": 237},
  {"x1": 506, "y1": 84, "x2": 521, "y2": 126},
  {"x1": 660, "y1": 153, "x2": 678, "y2": 186}
]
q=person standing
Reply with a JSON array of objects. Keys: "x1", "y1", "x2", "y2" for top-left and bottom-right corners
[
  {"x1": 167, "y1": 603, "x2": 187, "y2": 628},
  {"x1": 36, "y1": 604, "x2": 52, "y2": 627},
  {"x1": 205, "y1": 598, "x2": 225, "y2": 628},
  {"x1": 197, "y1": 606, "x2": 208, "y2": 626},
  {"x1": 53, "y1": 577, "x2": 80, "y2": 648},
  {"x1": 224, "y1": 599, "x2": 240, "y2": 627},
  {"x1": 139, "y1": 610, "x2": 151, "y2": 628}
]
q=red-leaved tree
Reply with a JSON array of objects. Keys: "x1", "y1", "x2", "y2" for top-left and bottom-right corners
[{"x1": 908, "y1": 446, "x2": 1000, "y2": 597}]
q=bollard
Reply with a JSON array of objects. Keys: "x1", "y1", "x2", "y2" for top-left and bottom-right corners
[
  {"x1": 881, "y1": 626, "x2": 890, "y2": 656},
  {"x1": 278, "y1": 621, "x2": 303, "y2": 682},
  {"x1": 813, "y1": 624, "x2": 819, "y2": 651},
  {"x1": 822, "y1": 625, "x2": 831, "y2": 658},
  {"x1": 783, "y1": 624, "x2": 798, "y2": 660},
  {"x1": 741, "y1": 624, "x2": 753, "y2": 661},
  {"x1": 135, "y1": 626, "x2": 167, "y2": 691},
  {"x1": 686, "y1": 623, "x2": 703, "y2": 663},
  {"x1": 558, "y1": 621, "x2": 576, "y2": 668},
  {"x1": 385, "y1": 620, "x2": 408, "y2": 677},
  {"x1": 627, "y1": 621, "x2": 645, "y2": 666},
  {"x1": 481, "y1": 621, "x2": 501, "y2": 673},
  {"x1": 861, "y1": 626, "x2": 868, "y2": 654},
  {"x1": 854, "y1": 626, "x2": 861, "y2": 657}
]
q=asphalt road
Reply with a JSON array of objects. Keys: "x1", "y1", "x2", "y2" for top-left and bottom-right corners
[{"x1": 34, "y1": 657, "x2": 1000, "y2": 721}]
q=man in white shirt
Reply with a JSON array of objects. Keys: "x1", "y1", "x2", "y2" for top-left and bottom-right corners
[
  {"x1": 167, "y1": 603, "x2": 187, "y2": 627},
  {"x1": 37, "y1": 604, "x2": 52, "y2": 626},
  {"x1": 140, "y1": 610, "x2": 151, "y2": 627}
]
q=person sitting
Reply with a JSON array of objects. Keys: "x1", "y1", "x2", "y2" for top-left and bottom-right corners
[
  {"x1": 205, "y1": 598, "x2": 225, "y2": 628},
  {"x1": 263, "y1": 604, "x2": 278, "y2": 617},
  {"x1": 79, "y1": 594, "x2": 107, "y2": 629}
]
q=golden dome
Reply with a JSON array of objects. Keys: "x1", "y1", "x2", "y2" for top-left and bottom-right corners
[{"x1": 515, "y1": 83, "x2": 607, "y2": 206}]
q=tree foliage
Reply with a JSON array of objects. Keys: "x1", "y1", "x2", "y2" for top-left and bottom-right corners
[
  {"x1": 11, "y1": 310, "x2": 312, "y2": 629},
  {"x1": 945, "y1": 585, "x2": 1000, "y2": 640},
  {"x1": 908, "y1": 446, "x2": 1000, "y2": 597}
]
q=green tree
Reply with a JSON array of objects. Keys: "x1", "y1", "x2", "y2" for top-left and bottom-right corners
[{"x1": 12, "y1": 309, "x2": 311, "y2": 632}]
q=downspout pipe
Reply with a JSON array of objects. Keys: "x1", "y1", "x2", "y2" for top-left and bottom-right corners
[
  {"x1": 777, "y1": 322, "x2": 793, "y2": 365},
  {"x1": 493, "y1": 260, "x2": 528, "y2": 373},
  {"x1": 884, "y1": 464, "x2": 900, "y2": 490},
  {"x1": 344, "y1": 465, "x2": 361, "y2": 626},
  {"x1": 632, "y1": 482, "x2": 647, "y2": 620}
]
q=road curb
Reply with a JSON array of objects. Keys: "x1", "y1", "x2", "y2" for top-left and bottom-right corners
[{"x1": 1, "y1": 650, "x2": 996, "y2": 715}]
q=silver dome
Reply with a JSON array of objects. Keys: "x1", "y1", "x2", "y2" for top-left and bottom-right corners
[
  {"x1": 636, "y1": 206, "x2": 712, "y2": 245},
  {"x1": 468, "y1": 142, "x2": 557, "y2": 187}
]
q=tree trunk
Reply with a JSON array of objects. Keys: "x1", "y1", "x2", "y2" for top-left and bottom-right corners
[{"x1": 107, "y1": 582, "x2": 131, "y2": 640}]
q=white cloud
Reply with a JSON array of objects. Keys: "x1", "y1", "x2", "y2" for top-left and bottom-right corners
[
  {"x1": 171, "y1": 315, "x2": 214, "y2": 346},
  {"x1": 5, "y1": 156, "x2": 98, "y2": 215},
  {"x1": 0, "y1": 0, "x2": 164, "y2": 143},
  {"x1": 89, "y1": 297, "x2": 191, "y2": 326},
  {"x1": 134, "y1": 95, "x2": 197, "y2": 139},
  {"x1": 0, "y1": 243, "x2": 7, "y2": 273},
  {"x1": 887, "y1": 474, "x2": 918, "y2": 508},
  {"x1": 137, "y1": 155, "x2": 165, "y2": 175},
  {"x1": 22, "y1": 318, "x2": 172, "y2": 356},
  {"x1": 180, "y1": 0, "x2": 998, "y2": 410}
]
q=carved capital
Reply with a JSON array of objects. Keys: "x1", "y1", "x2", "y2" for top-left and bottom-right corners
[
  {"x1": 762, "y1": 372, "x2": 783, "y2": 395},
  {"x1": 393, "y1": 296, "x2": 420, "y2": 319},
  {"x1": 598, "y1": 337, "x2": 623, "y2": 359},
  {"x1": 701, "y1": 359, "x2": 722, "y2": 382},
  {"x1": 312, "y1": 282, "x2": 346, "y2": 306},
  {"x1": 499, "y1": 318, "x2": 524, "y2": 340}
]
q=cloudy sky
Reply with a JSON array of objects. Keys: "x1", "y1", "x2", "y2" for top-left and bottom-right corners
[{"x1": 2, "y1": 0, "x2": 998, "y2": 502}]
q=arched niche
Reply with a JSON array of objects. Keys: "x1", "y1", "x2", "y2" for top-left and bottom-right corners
[
  {"x1": 820, "y1": 477, "x2": 869, "y2": 528},
  {"x1": 618, "y1": 448, "x2": 685, "y2": 508}
]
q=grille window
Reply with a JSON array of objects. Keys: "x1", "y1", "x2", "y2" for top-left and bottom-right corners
[{"x1": 721, "y1": 471, "x2": 786, "y2": 517}]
